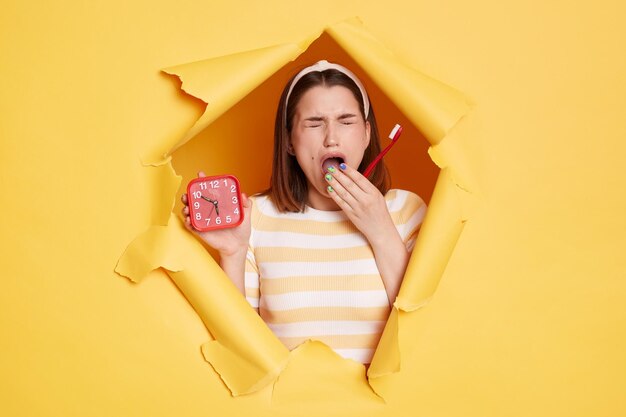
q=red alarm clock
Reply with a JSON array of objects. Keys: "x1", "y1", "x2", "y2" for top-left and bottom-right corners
[{"x1": 186, "y1": 174, "x2": 244, "y2": 231}]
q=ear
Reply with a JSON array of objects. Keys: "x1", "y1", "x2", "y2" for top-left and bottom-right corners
[
  {"x1": 287, "y1": 142, "x2": 295, "y2": 155},
  {"x1": 364, "y1": 120, "x2": 371, "y2": 147}
]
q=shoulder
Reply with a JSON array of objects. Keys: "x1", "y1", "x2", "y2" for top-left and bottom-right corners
[
  {"x1": 249, "y1": 194, "x2": 285, "y2": 218},
  {"x1": 249, "y1": 193, "x2": 270, "y2": 207},
  {"x1": 384, "y1": 189, "x2": 426, "y2": 213},
  {"x1": 385, "y1": 189, "x2": 428, "y2": 242},
  {"x1": 249, "y1": 194, "x2": 273, "y2": 222},
  {"x1": 249, "y1": 194, "x2": 302, "y2": 227}
]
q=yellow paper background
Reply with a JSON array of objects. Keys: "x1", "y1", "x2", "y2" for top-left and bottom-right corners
[{"x1": 2, "y1": 1, "x2": 626, "y2": 416}]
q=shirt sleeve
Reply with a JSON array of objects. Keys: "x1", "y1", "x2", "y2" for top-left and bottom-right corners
[
  {"x1": 389, "y1": 190, "x2": 427, "y2": 251},
  {"x1": 244, "y1": 195, "x2": 261, "y2": 313},
  {"x1": 244, "y1": 247, "x2": 260, "y2": 313}
]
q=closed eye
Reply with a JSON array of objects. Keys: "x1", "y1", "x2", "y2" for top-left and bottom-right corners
[
  {"x1": 304, "y1": 117, "x2": 324, "y2": 128},
  {"x1": 338, "y1": 113, "x2": 358, "y2": 125}
]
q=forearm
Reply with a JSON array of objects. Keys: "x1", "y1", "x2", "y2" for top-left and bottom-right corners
[
  {"x1": 368, "y1": 226, "x2": 411, "y2": 305},
  {"x1": 218, "y1": 249, "x2": 247, "y2": 295}
]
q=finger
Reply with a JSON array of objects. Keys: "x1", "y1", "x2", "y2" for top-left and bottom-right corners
[
  {"x1": 181, "y1": 193, "x2": 188, "y2": 205},
  {"x1": 326, "y1": 181, "x2": 355, "y2": 212},
  {"x1": 182, "y1": 206, "x2": 189, "y2": 216},
  {"x1": 337, "y1": 163, "x2": 376, "y2": 193},
  {"x1": 325, "y1": 173, "x2": 357, "y2": 211},
  {"x1": 241, "y1": 192, "x2": 251, "y2": 208},
  {"x1": 198, "y1": 171, "x2": 206, "y2": 178},
  {"x1": 329, "y1": 166, "x2": 367, "y2": 201},
  {"x1": 183, "y1": 215, "x2": 193, "y2": 231},
  {"x1": 241, "y1": 193, "x2": 253, "y2": 220}
]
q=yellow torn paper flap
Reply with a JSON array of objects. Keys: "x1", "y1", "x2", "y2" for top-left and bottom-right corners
[{"x1": 116, "y1": 213, "x2": 290, "y2": 395}]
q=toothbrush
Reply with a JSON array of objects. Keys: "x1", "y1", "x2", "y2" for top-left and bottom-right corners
[{"x1": 363, "y1": 124, "x2": 403, "y2": 178}]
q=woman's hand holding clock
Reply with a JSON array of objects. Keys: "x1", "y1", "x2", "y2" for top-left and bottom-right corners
[{"x1": 181, "y1": 171, "x2": 253, "y2": 258}]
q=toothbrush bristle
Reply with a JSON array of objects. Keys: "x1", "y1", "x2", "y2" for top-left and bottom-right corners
[{"x1": 389, "y1": 124, "x2": 402, "y2": 140}]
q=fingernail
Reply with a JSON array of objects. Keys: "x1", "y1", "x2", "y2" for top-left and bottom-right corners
[
  {"x1": 327, "y1": 166, "x2": 336, "y2": 173},
  {"x1": 325, "y1": 173, "x2": 332, "y2": 181},
  {"x1": 339, "y1": 163, "x2": 346, "y2": 170},
  {"x1": 327, "y1": 185, "x2": 334, "y2": 192}
]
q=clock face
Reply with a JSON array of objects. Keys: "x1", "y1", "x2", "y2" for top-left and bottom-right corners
[{"x1": 187, "y1": 175, "x2": 244, "y2": 231}]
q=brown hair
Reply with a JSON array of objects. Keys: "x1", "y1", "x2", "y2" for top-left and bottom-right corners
[{"x1": 266, "y1": 67, "x2": 390, "y2": 212}]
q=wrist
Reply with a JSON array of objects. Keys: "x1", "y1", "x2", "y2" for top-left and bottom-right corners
[
  {"x1": 219, "y1": 245, "x2": 248, "y2": 259},
  {"x1": 364, "y1": 216, "x2": 397, "y2": 247}
]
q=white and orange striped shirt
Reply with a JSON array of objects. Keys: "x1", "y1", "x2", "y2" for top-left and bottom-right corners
[{"x1": 244, "y1": 189, "x2": 426, "y2": 364}]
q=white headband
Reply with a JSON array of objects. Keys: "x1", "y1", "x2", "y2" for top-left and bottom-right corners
[{"x1": 285, "y1": 60, "x2": 370, "y2": 118}]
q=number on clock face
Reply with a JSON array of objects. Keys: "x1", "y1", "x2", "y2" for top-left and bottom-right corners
[{"x1": 186, "y1": 174, "x2": 244, "y2": 232}]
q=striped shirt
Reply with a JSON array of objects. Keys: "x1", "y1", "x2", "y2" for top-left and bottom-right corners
[{"x1": 244, "y1": 189, "x2": 426, "y2": 364}]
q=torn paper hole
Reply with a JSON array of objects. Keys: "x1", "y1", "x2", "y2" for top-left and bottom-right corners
[{"x1": 116, "y1": 16, "x2": 473, "y2": 399}]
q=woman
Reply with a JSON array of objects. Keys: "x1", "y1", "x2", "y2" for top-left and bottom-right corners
[{"x1": 183, "y1": 60, "x2": 426, "y2": 363}]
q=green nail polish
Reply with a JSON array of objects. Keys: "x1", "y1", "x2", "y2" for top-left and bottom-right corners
[
  {"x1": 325, "y1": 173, "x2": 332, "y2": 181},
  {"x1": 327, "y1": 185, "x2": 334, "y2": 192},
  {"x1": 327, "y1": 166, "x2": 336, "y2": 173}
]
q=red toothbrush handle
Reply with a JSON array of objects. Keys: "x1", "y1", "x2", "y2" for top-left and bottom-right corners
[{"x1": 363, "y1": 125, "x2": 403, "y2": 178}]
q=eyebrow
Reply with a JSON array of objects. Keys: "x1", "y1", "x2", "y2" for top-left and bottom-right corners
[{"x1": 303, "y1": 113, "x2": 358, "y2": 122}]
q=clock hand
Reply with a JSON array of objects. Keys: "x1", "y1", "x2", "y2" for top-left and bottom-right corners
[{"x1": 200, "y1": 195, "x2": 220, "y2": 216}]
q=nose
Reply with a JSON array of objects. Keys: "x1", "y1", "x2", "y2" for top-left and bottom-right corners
[{"x1": 323, "y1": 123, "x2": 339, "y2": 147}]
